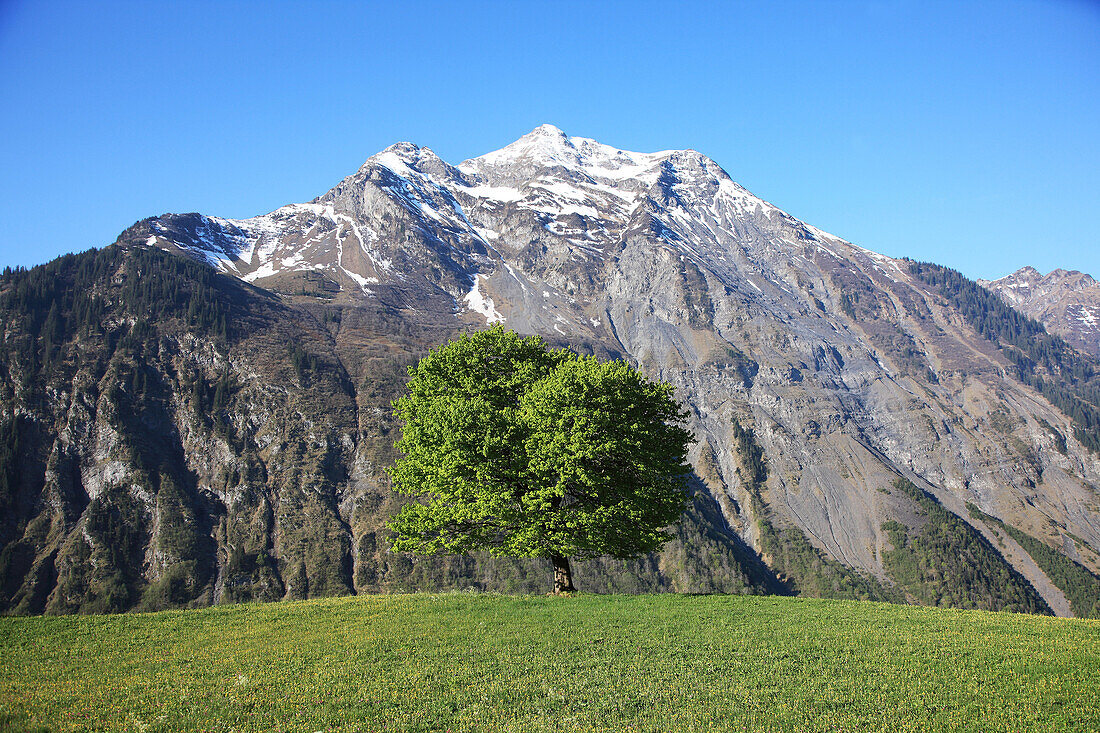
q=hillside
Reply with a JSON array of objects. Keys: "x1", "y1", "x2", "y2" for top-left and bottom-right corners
[
  {"x1": 2, "y1": 593, "x2": 1097, "y2": 732},
  {"x1": 3, "y1": 125, "x2": 1100, "y2": 616},
  {"x1": 0, "y1": 246, "x2": 774, "y2": 615}
]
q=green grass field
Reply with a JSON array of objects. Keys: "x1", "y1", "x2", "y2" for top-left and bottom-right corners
[{"x1": 2, "y1": 593, "x2": 1098, "y2": 732}]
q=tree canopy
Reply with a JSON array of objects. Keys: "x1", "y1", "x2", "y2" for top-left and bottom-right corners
[{"x1": 387, "y1": 327, "x2": 694, "y2": 592}]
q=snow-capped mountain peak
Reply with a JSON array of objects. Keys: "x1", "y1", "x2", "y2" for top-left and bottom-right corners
[
  {"x1": 369, "y1": 141, "x2": 427, "y2": 175},
  {"x1": 368, "y1": 142, "x2": 450, "y2": 177},
  {"x1": 128, "y1": 125, "x2": 867, "y2": 331},
  {"x1": 461, "y1": 124, "x2": 672, "y2": 183}
]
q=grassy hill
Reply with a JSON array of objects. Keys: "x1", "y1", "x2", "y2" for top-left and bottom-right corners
[{"x1": 2, "y1": 594, "x2": 1098, "y2": 732}]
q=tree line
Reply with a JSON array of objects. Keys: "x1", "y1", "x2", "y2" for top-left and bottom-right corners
[{"x1": 0, "y1": 246, "x2": 233, "y2": 375}]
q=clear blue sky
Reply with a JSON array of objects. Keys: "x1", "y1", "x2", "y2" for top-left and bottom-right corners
[{"x1": 1, "y1": 0, "x2": 1097, "y2": 281}]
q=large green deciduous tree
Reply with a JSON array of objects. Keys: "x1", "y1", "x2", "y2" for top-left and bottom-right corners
[{"x1": 387, "y1": 327, "x2": 694, "y2": 593}]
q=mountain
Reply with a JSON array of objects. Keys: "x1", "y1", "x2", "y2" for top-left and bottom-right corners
[
  {"x1": 979, "y1": 266, "x2": 1100, "y2": 357},
  {"x1": 4, "y1": 125, "x2": 1100, "y2": 617}
]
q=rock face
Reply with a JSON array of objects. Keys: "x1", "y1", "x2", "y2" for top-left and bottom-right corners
[
  {"x1": 3, "y1": 125, "x2": 1100, "y2": 616},
  {"x1": 980, "y1": 266, "x2": 1100, "y2": 357}
]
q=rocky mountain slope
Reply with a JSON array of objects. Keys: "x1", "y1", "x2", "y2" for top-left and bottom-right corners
[
  {"x1": 980, "y1": 266, "x2": 1100, "y2": 357},
  {"x1": 4, "y1": 125, "x2": 1100, "y2": 616}
]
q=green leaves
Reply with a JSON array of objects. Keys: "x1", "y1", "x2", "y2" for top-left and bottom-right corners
[{"x1": 387, "y1": 327, "x2": 693, "y2": 563}]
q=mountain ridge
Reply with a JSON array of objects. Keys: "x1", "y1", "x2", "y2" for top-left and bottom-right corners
[
  {"x1": 94, "y1": 126, "x2": 1100, "y2": 601},
  {"x1": 4, "y1": 125, "x2": 1100, "y2": 616},
  {"x1": 980, "y1": 265, "x2": 1100, "y2": 357}
]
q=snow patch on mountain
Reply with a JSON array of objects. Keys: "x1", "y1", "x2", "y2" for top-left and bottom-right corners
[
  {"x1": 464, "y1": 274, "x2": 505, "y2": 323},
  {"x1": 463, "y1": 184, "x2": 525, "y2": 202}
]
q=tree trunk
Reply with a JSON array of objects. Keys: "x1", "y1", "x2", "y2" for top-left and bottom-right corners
[{"x1": 551, "y1": 555, "x2": 576, "y2": 594}]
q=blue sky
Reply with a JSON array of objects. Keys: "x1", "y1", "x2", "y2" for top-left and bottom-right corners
[{"x1": 1, "y1": 0, "x2": 1097, "y2": 281}]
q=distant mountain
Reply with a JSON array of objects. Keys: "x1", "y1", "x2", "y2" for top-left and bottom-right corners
[
  {"x1": 980, "y1": 266, "x2": 1100, "y2": 357},
  {"x1": 4, "y1": 125, "x2": 1100, "y2": 617}
]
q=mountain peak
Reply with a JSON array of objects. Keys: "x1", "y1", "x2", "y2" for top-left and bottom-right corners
[
  {"x1": 461, "y1": 125, "x2": 676, "y2": 186},
  {"x1": 981, "y1": 264, "x2": 1100, "y2": 356},
  {"x1": 356, "y1": 142, "x2": 468, "y2": 192},
  {"x1": 470, "y1": 123, "x2": 581, "y2": 168},
  {"x1": 367, "y1": 141, "x2": 441, "y2": 172},
  {"x1": 525, "y1": 122, "x2": 568, "y2": 139}
]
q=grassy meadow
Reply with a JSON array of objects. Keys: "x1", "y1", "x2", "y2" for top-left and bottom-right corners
[{"x1": 2, "y1": 593, "x2": 1098, "y2": 732}]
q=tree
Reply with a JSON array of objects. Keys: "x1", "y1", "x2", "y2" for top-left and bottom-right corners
[{"x1": 387, "y1": 326, "x2": 694, "y2": 593}]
